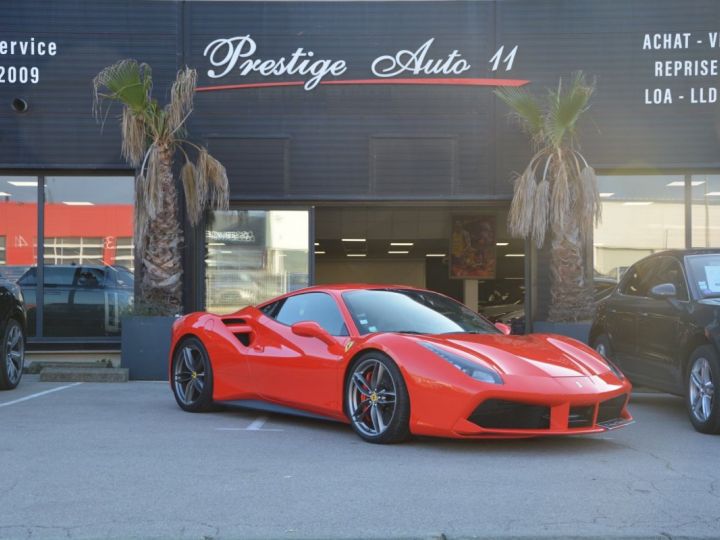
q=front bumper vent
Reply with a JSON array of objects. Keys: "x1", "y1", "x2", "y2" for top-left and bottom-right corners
[
  {"x1": 468, "y1": 399, "x2": 550, "y2": 430},
  {"x1": 568, "y1": 405, "x2": 595, "y2": 428},
  {"x1": 597, "y1": 394, "x2": 628, "y2": 425}
]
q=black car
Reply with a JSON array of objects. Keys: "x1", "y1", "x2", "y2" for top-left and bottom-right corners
[
  {"x1": 0, "y1": 274, "x2": 26, "y2": 390},
  {"x1": 590, "y1": 250, "x2": 720, "y2": 434},
  {"x1": 18, "y1": 265, "x2": 134, "y2": 337}
]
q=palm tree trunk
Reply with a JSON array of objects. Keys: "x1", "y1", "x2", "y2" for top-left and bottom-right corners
[
  {"x1": 138, "y1": 143, "x2": 184, "y2": 315},
  {"x1": 547, "y1": 214, "x2": 595, "y2": 322}
]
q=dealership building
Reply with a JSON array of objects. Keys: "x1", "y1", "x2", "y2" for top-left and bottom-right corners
[{"x1": 1, "y1": 0, "x2": 719, "y2": 352}]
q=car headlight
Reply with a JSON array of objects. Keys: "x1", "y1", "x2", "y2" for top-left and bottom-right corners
[
  {"x1": 420, "y1": 341, "x2": 503, "y2": 384},
  {"x1": 601, "y1": 356, "x2": 625, "y2": 380}
]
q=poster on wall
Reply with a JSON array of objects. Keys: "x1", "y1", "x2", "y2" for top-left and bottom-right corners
[{"x1": 450, "y1": 215, "x2": 496, "y2": 279}]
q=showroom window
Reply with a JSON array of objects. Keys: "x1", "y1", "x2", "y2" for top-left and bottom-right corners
[
  {"x1": 593, "y1": 173, "x2": 714, "y2": 282},
  {"x1": 205, "y1": 209, "x2": 310, "y2": 314},
  {"x1": 0, "y1": 173, "x2": 134, "y2": 342}
]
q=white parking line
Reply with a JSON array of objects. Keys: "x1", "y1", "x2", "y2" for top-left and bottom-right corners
[
  {"x1": 0, "y1": 383, "x2": 83, "y2": 409},
  {"x1": 215, "y1": 415, "x2": 284, "y2": 432},
  {"x1": 246, "y1": 415, "x2": 269, "y2": 430}
]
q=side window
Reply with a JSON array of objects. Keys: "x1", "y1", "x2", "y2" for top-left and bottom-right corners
[
  {"x1": 274, "y1": 292, "x2": 348, "y2": 336},
  {"x1": 620, "y1": 259, "x2": 655, "y2": 297},
  {"x1": 76, "y1": 267, "x2": 105, "y2": 289},
  {"x1": 651, "y1": 258, "x2": 689, "y2": 301},
  {"x1": 260, "y1": 300, "x2": 283, "y2": 318}
]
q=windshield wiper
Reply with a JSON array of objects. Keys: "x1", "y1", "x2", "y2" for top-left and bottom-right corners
[{"x1": 393, "y1": 330, "x2": 426, "y2": 335}]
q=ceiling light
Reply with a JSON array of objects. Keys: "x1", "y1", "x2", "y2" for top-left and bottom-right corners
[
  {"x1": 505, "y1": 253, "x2": 525, "y2": 257},
  {"x1": 706, "y1": 192, "x2": 720, "y2": 196},
  {"x1": 496, "y1": 242, "x2": 509, "y2": 246},
  {"x1": 315, "y1": 250, "x2": 326, "y2": 254},
  {"x1": 622, "y1": 201, "x2": 653, "y2": 206},
  {"x1": 667, "y1": 180, "x2": 704, "y2": 187},
  {"x1": 347, "y1": 253, "x2": 366, "y2": 257},
  {"x1": 0, "y1": 192, "x2": 11, "y2": 196},
  {"x1": 62, "y1": 201, "x2": 94, "y2": 206},
  {"x1": 390, "y1": 242, "x2": 414, "y2": 246},
  {"x1": 342, "y1": 238, "x2": 366, "y2": 242},
  {"x1": 425, "y1": 253, "x2": 446, "y2": 257},
  {"x1": 8, "y1": 181, "x2": 37, "y2": 187},
  {"x1": 599, "y1": 192, "x2": 615, "y2": 198},
  {"x1": 207, "y1": 242, "x2": 225, "y2": 246},
  {"x1": 220, "y1": 250, "x2": 232, "y2": 254},
  {"x1": 314, "y1": 242, "x2": 320, "y2": 246},
  {"x1": 388, "y1": 250, "x2": 409, "y2": 254}
]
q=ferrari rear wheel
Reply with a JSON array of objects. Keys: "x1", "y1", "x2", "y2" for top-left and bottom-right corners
[
  {"x1": 686, "y1": 345, "x2": 720, "y2": 434},
  {"x1": 346, "y1": 352, "x2": 410, "y2": 444},
  {"x1": 171, "y1": 337, "x2": 214, "y2": 413}
]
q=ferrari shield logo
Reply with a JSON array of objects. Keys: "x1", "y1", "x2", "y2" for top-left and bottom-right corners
[{"x1": 344, "y1": 340, "x2": 354, "y2": 353}]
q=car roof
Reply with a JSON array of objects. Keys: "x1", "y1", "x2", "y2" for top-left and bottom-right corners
[{"x1": 638, "y1": 249, "x2": 720, "y2": 262}]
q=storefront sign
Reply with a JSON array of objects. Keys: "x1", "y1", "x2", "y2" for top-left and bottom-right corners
[
  {"x1": 642, "y1": 32, "x2": 719, "y2": 105},
  {"x1": 201, "y1": 35, "x2": 525, "y2": 91},
  {"x1": 0, "y1": 36, "x2": 57, "y2": 84}
]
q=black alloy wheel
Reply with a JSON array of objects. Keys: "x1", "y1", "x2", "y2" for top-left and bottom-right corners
[
  {"x1": 345, "y1": 351, "x2": 410, "y2": 444},
  {"x1": 686, "y1": 345, "x2": 720, "y2": 434},
  {"x1": 171, "y1": 337, "x2": 215, "y2": 412},
  {"x1": 592, "y1": 334, "x2": 614, "y2": 361},
  {"x1": 0, "y1": 319, "x2": 25, "y2": 391}
]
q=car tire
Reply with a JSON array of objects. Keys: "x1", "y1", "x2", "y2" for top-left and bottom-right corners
[
  {"x1": 592, "y1": 334, "x2": 614, "y2": 361},
  {"x1": 171, "y1": 337, "x2": 215, "y2": 412},
  {"x1": 345, "y1": 351, "x2": 410, "y2": 444},
  {"x1": 685, "y1": 345, "x2": 720, "y2": 434},
  {"x1": 0, "y1": 318, "x2": 24, "y2": 391}
]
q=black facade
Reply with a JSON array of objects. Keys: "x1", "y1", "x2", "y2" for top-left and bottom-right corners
[{"x1": 2, "y1": 0, "x2": 720, "y2": 336}]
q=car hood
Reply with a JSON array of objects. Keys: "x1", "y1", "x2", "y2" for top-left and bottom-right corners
[{"x1": 423, "y1": 333, "x2": 611, "y2": 378}]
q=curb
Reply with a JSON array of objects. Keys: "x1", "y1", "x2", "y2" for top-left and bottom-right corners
[{"x1": 39, "y1": 367, "x2": 129, "y2": 383}]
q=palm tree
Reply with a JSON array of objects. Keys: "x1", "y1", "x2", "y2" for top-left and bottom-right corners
[
  {"x1": 93, "y1": 60, "x2": 229, "y2": 315},
  {"x1": 495, "y1": 72, "x2": 600, "y2": 322}
]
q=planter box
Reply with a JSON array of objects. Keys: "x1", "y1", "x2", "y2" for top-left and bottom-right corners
[
  {"x1": 532, "y1": 321, "x2": 592, "y2": 344},
  {"x1": 120, "y1": 316, "x2": 175, "y2": 381}
]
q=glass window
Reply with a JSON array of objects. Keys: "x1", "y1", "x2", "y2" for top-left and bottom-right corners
[
  {"x1": 650, "y1": 257, "x2": 689, "y2": 301},
  {"x1": 594, "y1": 175, "x2": 685, "y2": 282},
  {"x1": 342, "y1": 288, "x2": 498, "y2": 335},
  {"x1": 205, "y1": 209, "x2": 309, "y2": 314},
  {"x1": 274, "y1": 292, "x2": 347, "y2": 336},
  {"x1": 0, "y1": 176, "x2": 39, "y2": 335},
  {"x1": 691, "y1": 174, "x2": 720, "y2": 248},
  {"x1": 42, "y1": 176, "x2": 134, "y2": 338},
  {"x1": 686, "y1": 254, "x2": 720, "y2": 299},
  {"x1": 619, "y1": 259, "x2": 656, "y2": 297}
]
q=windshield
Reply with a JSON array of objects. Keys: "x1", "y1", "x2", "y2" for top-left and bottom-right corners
[
  {"x1": 342, "y1": 289, "x2": 499, "y2": 335},
  {"x1": 686, "y1": 254, "x2": 720, "y2": 298}
]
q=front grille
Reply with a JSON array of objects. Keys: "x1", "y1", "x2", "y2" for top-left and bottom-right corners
[
  {"x1": 597, "y1": 394, "x2": 627, "y2": 424},
  {"x1": 469, "y1": 399, "x2": 550, "y2": 430},
  {"x1": 568, "y1": 405, "x2": 595, "y2": 428}
]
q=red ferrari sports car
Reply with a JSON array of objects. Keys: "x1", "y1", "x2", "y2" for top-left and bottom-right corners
[{"x1": 169, "y1": 285, "x2": 632, "y2": 443}]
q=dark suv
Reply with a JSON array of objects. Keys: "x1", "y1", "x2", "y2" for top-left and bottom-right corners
[
  {"x1": 590, "y1": 250, "x2": 720, "y2": 434},
  {"x1": 18, "y1": 265, "x2": 133, "y2": 337}
]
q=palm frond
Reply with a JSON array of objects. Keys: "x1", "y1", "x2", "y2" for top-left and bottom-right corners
[
  {"x1": 165, "y1": 67, "x2": 197, "y2": 135},
  {"x1": 549, "y1": 156, "x2": 571, "y2": 230},
  {"x1": 495, "y1": 87, "x2": 544, "y2": 140},
  {"x1": 507, "y1": 162, "x2": 538, "y2": 239},
  {"x1": 121, "y1": 108, "x2": 147, "y2": 167},
  {"x1": 93, "y1": 59, "x2": 152, "y2": 120},
  {"x1": 545, "y1": 72, "x2": 594, "y2": 148},
  {"x1": 204, "y1": 152, "x2": 230, "y2": 212},
  {"x1": 531, "y1": 178, "x2": 551, "y2": 248},
  {"x1": 180, "y1": 160, "x2": 204, "y2": 225}
]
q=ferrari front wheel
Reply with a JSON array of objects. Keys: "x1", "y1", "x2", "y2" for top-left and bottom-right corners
[
  {"x1": 686, "y1": 345, "x2": 720, "y2": 434},
  {"x1": 346, "y1": 352, "x2": 410, "y2": 444},
  {"x1": 171, "y1": 337, "x2": 214, "y2": 413}
]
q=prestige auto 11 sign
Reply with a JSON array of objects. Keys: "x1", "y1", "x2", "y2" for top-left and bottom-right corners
[{"x1": 199, "y1": 35, "x2": 527, "y2": 92}]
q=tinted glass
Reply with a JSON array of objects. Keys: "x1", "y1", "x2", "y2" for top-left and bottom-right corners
[
  {"x1": 651, "y1": 257, "x2": 688, "y2": 300},
  {"x1": 275, "y1": 292, "x2": 347, "y2": 336},
  {"x1": 620, "y1": 259, "x2": 656, "y2": 297},
  {"x1": 686, "y1": 254, "x2": 720, "y2": 299},
  {"x1": 342, "y1": 289, "x2": 498, "y2": 335}
]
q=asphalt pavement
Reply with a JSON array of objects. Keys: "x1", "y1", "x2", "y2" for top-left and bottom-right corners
[{"x1": 0, "y1": 375, "x2": 719, "y2": 540}]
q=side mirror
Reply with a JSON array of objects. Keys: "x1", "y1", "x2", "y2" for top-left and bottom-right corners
[
  {"x1": 494, "y1": 322, "x2": 511, "y2": 335},
  {"x1": 291, "y1": 321, "x2": 341, "y2": 351},
  {"x1": 649, "y1": 282, "x2": 676, "y2": 299}
]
